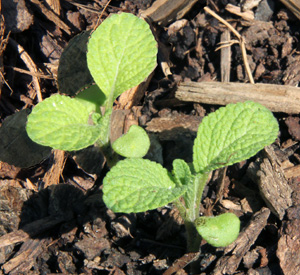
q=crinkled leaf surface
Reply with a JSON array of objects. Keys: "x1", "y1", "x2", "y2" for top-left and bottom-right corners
[
  {"x1": 26, "y1": 94, "x2": 103, "y2": 151},
  {"x1": 193, "y1": 101, "x2": 279, "y2": 173},
  {"x1": 103, "y1": 158, "x2": 186, "y2": 213},
  {"x1": 87, "y1": 13, "x2": 157, "y2": 103},
  {"x1": 195, "y1": 213, "x2": 240, "y2": 247},
  {"x1": 112, "y1": 125, "x2": 150, "y2": 158},
  {"x1": 172, "y1": 159, "x2": 191, "y2": 187}
]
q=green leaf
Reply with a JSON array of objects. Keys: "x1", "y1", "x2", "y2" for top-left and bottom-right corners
[
  {"x1": 74, "y1": 84, "x2": 106, "y2": 114},
  {"x1": 193, "y1": 101, "x2": 279, "y2": 173},
  {"x1": 195, "y1": 213, "x2": 240, "y2": 247},
  {"x1": 26, "y1": 94, "x2": 103, "y2": 151},
  {"x1": 112, "y1": 125, "x2": 150, "y2": 158},
  {"x1": 172, "y1": 159, "x2": 191, "y2": 187},
  {"x1": 103, "y1": 158, "x2": 187, "y2": 213},
  {"x1": 87, "y1": 13, "x2": 157, "y2": 106}
]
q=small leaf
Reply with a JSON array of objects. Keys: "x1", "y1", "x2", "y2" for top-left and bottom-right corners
[
  {"x1": 195, "y1": 213, "x2": 240, "y2": 247},
  {"x1": 0, "y1": 109, "x2": 51, "y2": 167},
  {"x1": 103, "y1": 158, "x2": 187, "y2": 213},
  {"x1": 87, "y1": 13, "x2": 157, "y2": 104},
  {"x1": 26, "y1": 94, "x2": 103, "y2": 151},
  {"x1": 112, "y1": 125, "x2": 150, "y2": 158},
  {"x1": 172, "y1": 159, "x2": 191, "y2": 186},
  {"x1": 193, "y1": 101, "x2": 279, "y2": 173}
]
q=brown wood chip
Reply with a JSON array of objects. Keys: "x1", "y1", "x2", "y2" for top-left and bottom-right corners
[
  {"x1": 175, "y1": 81, "x2": 300, "y2": 114},
  {"x1": 247, "y1": 146, "x2": 293, "y2": 220}
]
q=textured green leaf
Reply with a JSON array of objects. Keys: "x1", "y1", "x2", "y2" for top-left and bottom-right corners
[
  {"x1": 26, "y1": 94, "x2": 103, "y2": 151},
  {"x1": 172, "y1": 159, "x2": 191, "y2": 187},
  {"x1": 195, "y1": 213, "x2": 240, "y2": 247},
  {"x1": 193, "y1": 101, "x2": 279, "y2": 173},
  {"x1": 103, "y1": 158, "x2": 186, "y2": 213},
  {"x1": 87, "y1": 13, "x2": 157, "y2": 105},
  {"x1": 112, "y1": 125, "x2": 150, "y2": 158}
]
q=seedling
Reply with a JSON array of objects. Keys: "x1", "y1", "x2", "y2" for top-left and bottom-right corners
[
  {"x1": 24, "y1": 12, "x2": 279, "y2": 271},
  {"x1": 26, "y1": 13, "x2": 157, "y2": 161},
  {"x1": 102, "y1": 101, "x2": 279, "y2": 256}
]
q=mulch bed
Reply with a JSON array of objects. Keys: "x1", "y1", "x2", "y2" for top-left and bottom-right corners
[{"x1": 1, "y1": 0, "x2": 300, "y2": 274}]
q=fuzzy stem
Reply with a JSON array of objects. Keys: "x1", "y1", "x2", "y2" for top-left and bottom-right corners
[{"x1": 179, "y1": 172, "x2": 209, "y2": 273}]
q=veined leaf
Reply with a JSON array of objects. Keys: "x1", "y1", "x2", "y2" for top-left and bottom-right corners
[
  {"x1": 26, "y1": 94, "x2": 103, "y2": 151},
  {"x1": 87, "y1": 13, "x2": 157, "y2": 105},
  {"x1": 172, "y1": 159, "x2": 191, "y2": 187},
  {"x1": 193, "y1": 101, "x2": 279, "y2": 173},
  {"x1": 112, "y1": 125, "x2": 150, "y2": 158},
  {"x1": 103, "y1": 158, "x2": 187, "y2": 213},
  {"x1": 195, "y1": 213, "x2": 240, "y2": 247}
]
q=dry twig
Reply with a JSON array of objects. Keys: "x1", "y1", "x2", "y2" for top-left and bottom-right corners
[
  {"x1": 8, "y1": 38, "x2": 43, "y2": 102},
  {"x1": 204, "y1": 6, "x2": 254, "y2": 84}
]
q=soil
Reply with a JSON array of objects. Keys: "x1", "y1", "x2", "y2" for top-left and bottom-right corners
[{"x1": 1, "y1": 0, "x2": 300, "y2": 274}]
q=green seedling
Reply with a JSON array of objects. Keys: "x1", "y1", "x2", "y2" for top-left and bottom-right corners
[
  {"x1": 23, "y1": 11, "x2": 279, "y2": 272},
  {"x1": 102, "y1": 101, "x2": 279, "y2": 258},
  {"x1": 26, "y1": 13, "x2": 157, "y2": 159}
]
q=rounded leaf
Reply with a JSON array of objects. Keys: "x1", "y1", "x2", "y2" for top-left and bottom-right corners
[
  {"x1": 87, "y1": 13, "x2": 157, "y2": 102},
  {"x1": 112, "y1": 125, "x2": 150, "y2": 158},
  {"x1": 103, "y1": 158, "x2": 186, "y2": 213},
  {"x1": 26, "y1": 94, "x2": 103, "y2": 151},
  {"x1": 195, "y1": 213, "x2": 240, "y2": 247},
  {"x1": 193, "y1": 101, "x2": 279, "y2": 173}
]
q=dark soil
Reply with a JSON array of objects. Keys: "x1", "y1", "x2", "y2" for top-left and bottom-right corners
[{"x1": 1, "y1": 0, "x2": 300, "y2": 274}]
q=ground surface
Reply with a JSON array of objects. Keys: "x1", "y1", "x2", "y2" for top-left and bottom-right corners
[{"x1": 1, "y1": 0, "x2": 300, "y2": 274}]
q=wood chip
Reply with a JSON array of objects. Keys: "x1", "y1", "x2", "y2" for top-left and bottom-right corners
[
  {"x1": 277, "y1": 217, "x2": 300, "y2": 275},
  {"x1": 241, "y1": 0, "x2": 263, "y2": 11},
  {"x1": 146, "y1": 113, "x2": 202, "y2": 140},
  {"x1": 225, "y1": 4, "x2": 254, "y2": 21},
  {"x1": 175, "y1": 81, "x2": 300, "y2": 114},
  {"x1": 280, "y1": 0, "x2": 300, "y2": 21},
  {"x1": 43, "y1": 150, "x2": 66, "y2": 188},
  {"x1": 2, "y1": 239, "x2": 50, "y2": 274},
  {"x1": 247, "y1": 146, "x2": 293, "y2": 220},
  {"x1": 29, "y1": 0, "x2": 71, "y2": 35},
  {"x1": 139, "y1": 0, "x2": 198, "y2": 27},
  {"x1": 163, "y1": 252, "x2": 200, "y2": 275},
  {"x1": 2, "y1": 0, "x2": 34, "y2": 33},
  {"x1": 220, "y1": 29, "x2": 231, "y2": 82}
]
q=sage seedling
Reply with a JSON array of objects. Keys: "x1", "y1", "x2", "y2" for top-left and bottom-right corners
[
  {"x1": 26, "y1": 13, "x2": 157, "y2": 155},
  {"x1": 102, "y1": 101, "x2": 279, "y2": 251},
  {"x1": 24, "y1": 11, "x2": 279, "y2": 263}
]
